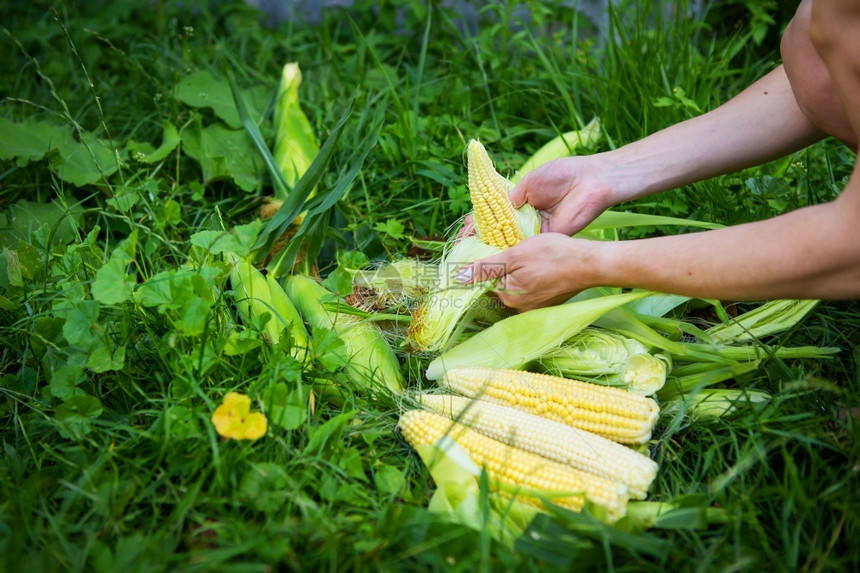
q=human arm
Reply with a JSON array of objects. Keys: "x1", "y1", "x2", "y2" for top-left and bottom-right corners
[
  {"x1": 460, "y1": 173, "x2": 860, "y2": 310},
  {"x1": 513, "y1": 63, "x2": 828, "y2": 236},
  {"x1": 457, "y1": 0, "x2": 860, "y2": 309}
]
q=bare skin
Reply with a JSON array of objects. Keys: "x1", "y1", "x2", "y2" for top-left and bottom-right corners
[{"x1": 458, "y1": 0, "x2": 860, "y2": 311}]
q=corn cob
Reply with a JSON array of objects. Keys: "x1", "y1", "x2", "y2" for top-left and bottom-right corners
[
  {"x1": 419, "y1": 393, "x2": 658, "y2": 499},
  {"x1": 399, "y1": 409, "x2": 629, "y2": 520},
  {"x1": 285, "y1": 274, "x2": 403, "y2": 394},
  {"x1": 406, "y1": 141, "x2": 540, "y2": 353},
  {"x1": 439, "y1": 367, "x2": 659, "y2": 444},
  {"x1": 229, "y1": 257, "x2": 310, "y2": 363},
  {"x1": 467, "y1": 139, "x2": 523, "y2": 248}
]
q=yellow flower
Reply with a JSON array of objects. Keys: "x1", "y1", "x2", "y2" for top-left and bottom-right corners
[{"x1": 211, "y1": 392, "x2": 268, "y2": 441}]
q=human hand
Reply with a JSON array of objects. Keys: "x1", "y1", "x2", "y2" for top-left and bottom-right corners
[
  {"x1": 455, "y1": 154, "x2": 617, "y2": 241},
  {"x1": 508, "y1": 155, "x2": 616, "y2": 236},
  {"x1": 454, "y1": 233, "x2": 603, "y2": 312}
]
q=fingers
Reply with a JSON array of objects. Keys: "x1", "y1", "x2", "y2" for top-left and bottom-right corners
[
  {"x1": 508, "y1": 180, "x2": 527, "y2": 208},
  {"x1": 456, "y1": 215, "x2": 476, "y2": 241},
  {"x1": 454, "y1": 253, "x2": 510, "y2": 285}
]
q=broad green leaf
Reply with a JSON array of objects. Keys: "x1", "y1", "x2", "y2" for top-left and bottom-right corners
[
  {"x1": 163, "y1": 405, "x2": 201, "y2": 440},
  {"x1": 174, "y1": 70, "x2": 269, "y2": 129},
  {"x1": 311, "y1": 326, "x2": 349, "y2": 373},
  {"x1": 3, "y1": 247, "x2": 23, "y2": 287},
  {"x1": 1, "y1": 199, "x2": 83, "y2": 248},
  {"x1": 373, "y1": 218, "x2": 405, "y2": 239},
  {"x1": 223, "y1": 329, "x2": 264, "y2": 355},
  {"x1": 263, "y1": 381, "x2": 306, "y2": 430},
  {"x1": 239, "y1": 463, "x2": 291, "y2": 514},
  {"x1": 135, "y1": 269, "x2": 183, "y2": 311},
  {"x1": 302, "y1": 409, "x2": 356, "y2": 458},
  {"x1": 0, "y1": 117, "x2": 68, "y2": 166},
  {"x1": 88, "y1": 342, "x2": 126, "y2": 373},
  {"x1": 49, "y1": 364, "x2": 86, "y2": 400},
  {"x1": 61, "y1": 300, "x2": 100, "y2": 349},
  {"x1": 15, "y1": 241, "x2": 44, "y2": 282},
  {"x1": 0, "y1": 293, "x2": 18, "y2": 310},
  {"x1": 174, "y1": 295, "x2": 211, "y2": 336},
  {"x1": 125, "y1": 122, "x2": 180, "y2": 163},
  {"x1": 92, "y1": 232, "x2": 138, "y2": 305},
  {"x1": 105, "y1": 187, "x2": 140, "y2": 212},
  {"x1": 339, "y1": 448, "x2": 368, "y2": 482},
  {"x1": 181, "y1": 116, "x2": 262, "y2": 191},
  {"x1": 55, "y1": 394, "x2": 103, "y2": 440},
  {"x1": 374, "y1": 464, "x2": 406, "y2": 497},
  {"x1": 190, "y1": 220, "x2": 262, "y2": 257},
  {"x1": 49, "y1": 131, "x2": 121, "y2": 187}
]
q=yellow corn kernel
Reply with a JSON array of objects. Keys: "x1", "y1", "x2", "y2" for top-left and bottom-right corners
[
  {"x1": 467, "y1": 139, "x2": 524, "y2": 248},
  {"x1": 399, "y1": 409, "x2": 629, "y2": 520},
  {"x1": 419, "y1": 393, "x2": 657, "y2": 499},
  {"x1": 439, "y1": 366, "x2": 659, "y2": 444}
]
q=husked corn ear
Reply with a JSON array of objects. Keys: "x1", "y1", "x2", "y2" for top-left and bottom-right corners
[
  {"x1": 399, "y1": 409, "x2": 628, "y2": 520},
  {"x1": 440, "y1": 367, "x2": 659, "y2": 444},
  {"x1": 419, "y1": 393, "x2": 657, "y2": 499},
  {"x1": 467, "y1": 139, "x2": 523, "y2": 248}
]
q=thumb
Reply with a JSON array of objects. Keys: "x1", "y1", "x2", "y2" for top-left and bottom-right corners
[
  {"x1": 454, "y1": 252, "x2": 510, "y2": 285},
  {"x1": 507, "y1": 179, "x2": 528, "y2": 208}
]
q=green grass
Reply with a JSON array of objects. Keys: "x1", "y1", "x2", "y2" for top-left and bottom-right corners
[{"x1": 1, "y1": 0, "x2": 858, "y2": 571}]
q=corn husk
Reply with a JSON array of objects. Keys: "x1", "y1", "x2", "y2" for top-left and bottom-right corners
[
  {"x1": 536, "y1": 328, "x2": 670, "y2": 396},
  {"x1": 285, "y1": 274, "x2": 403, "y2": 394}
]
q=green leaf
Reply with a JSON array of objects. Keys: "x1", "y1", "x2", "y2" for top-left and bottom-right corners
[
  {"x1": 125, "y1": 122, "x2": 180, "y2": 164},
  {"x1": 105, "y1": 187, "x2": 140, "y2": 213},
  {"x1": 49, "y1": 364, "x2": 86, "y2": 400},
  {"x1": 0, "y1": 117, "x2": 68, "y2": 167},
  {"x1": 49, "y1": 131, "x2": 121, "y2": 187},
  {"x1": 190, "y1": 220, "x2": 262, "y2": 257},
  {"x1": 302, "y1": 409, "x2": 356, "y2": 458},
  {"x1": 88, "y1": 342, "x2": 126, "y2": 373},
  {"x1": 239, "y1": 463, "x2": 291, "y2": 514},
  {"x1": 15, "y1": 241, "x2": 44, "y2": 281},
  {"x1": 180, "y1": 116, "x2": 263, "y2": 191},
  {"x1": 311, "y1": 326, "x2": 349, "y2": 373},
  {"x1": 223, "y1": 329, "x2": 264, "y2": 355},
  {"x1": 55, "y1": 394, "x2": 103, "y2": 440},
  {"x1": 374, "y1": 464, "x2": 406, "y2": 497},
  {"x1": 174, "y1": 295, "x2": 212, "y2": 336},
  {"x1": 3, "y1": 247, "x2": 23, "y2": 288},
  {"x1": 373, "y1": 218, "x2": 405, "y2": 239},
  {"x1": 135, "y1": 269, "x2": 183, "y2": 311},
  {"x1": 92, "y1": 232, "x2": 138, "y2": 305},
  {"x1": 61, "y1": 300, "x2": 100, "y2": 349},
  {"x1": 1, "y1": 199, "x2": 84, "y2": 248},
  {"x1": 263, "y1": 381, "x2": 307, "y2": 430},
  {"x1": 162, "y1": 405, "x2": 201, "y2": 440},
  {"x1": 174, "y1": 70, "x2": 268, "y2": 129},
  {"x1": 0, "y1": 293, "x2": 19, "y2": 311}
]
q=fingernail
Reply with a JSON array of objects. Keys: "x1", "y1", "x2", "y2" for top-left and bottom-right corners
[{"x1": 454, "y1": 266, "x2": 473, "y2": 284}]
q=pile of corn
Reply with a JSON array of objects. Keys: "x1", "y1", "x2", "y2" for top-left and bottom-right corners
[
  {"x1": 399, "y1": 367, "x2": 660, "y2": 522},
  {"x1": 397, "y1": 139, "x2": 659, "y2": 523}
]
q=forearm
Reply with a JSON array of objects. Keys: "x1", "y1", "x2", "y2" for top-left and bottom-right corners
[
  {"x1": 589, "y1": 173, "x2": 860, "y2": 300},
  {"x1": 600, "y1": 65, "x2": 827, "y2": 204}
]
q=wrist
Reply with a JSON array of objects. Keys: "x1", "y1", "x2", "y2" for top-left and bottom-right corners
[
  {"x1": 589, "y1": 149, "x2": 649, "y2": 206},
  {"x1": 559, "y1": 237, "x2": 616, "y2": 292}
]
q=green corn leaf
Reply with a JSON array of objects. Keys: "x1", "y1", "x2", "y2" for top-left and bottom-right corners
[{"x1": 425, "y1": 291, "x2": 650, "y2": 380}]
